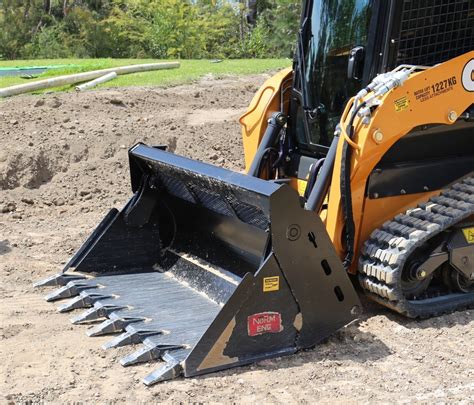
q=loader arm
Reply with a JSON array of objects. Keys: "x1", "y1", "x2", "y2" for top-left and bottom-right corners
[{"x1": 326, "y1": 51, "x2": 474, "y2": 272}]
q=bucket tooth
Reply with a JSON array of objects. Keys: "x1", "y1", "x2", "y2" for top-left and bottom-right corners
[
  {"x1": 102, "y1": 329, "x2": 162, "y2": 350},
  {"x1": 34, "y1": 273, "x2": 86, "y2": 288},
  {"x1": 143, "y1": 359, "x2": 182, "y2": 386},
  {"x1": 70, "y1": 305, "x2": 125, "y2": 324},
  {"x1": 45, "y1": 281, "x2": 96, "y2": 302},
  {"x1": 70, "y1": 307, "x2": 100, "y2": 324},
  {"x1": 87, "y1": 317, "x2": 145, "y2": 337},
  {"x1": 57, "y1": 293, "x2": 110, "y2": 313},
  {"x1": 120, "y1": 344, "x2": 182, "y2": 367}
]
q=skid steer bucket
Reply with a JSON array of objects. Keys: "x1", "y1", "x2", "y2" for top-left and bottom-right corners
[{"x1": 36, "y1": 143, "x2": 361, "y2": 385}]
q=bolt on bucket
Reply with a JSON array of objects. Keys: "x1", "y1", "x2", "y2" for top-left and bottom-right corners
[{"x1": 36, "y1": 143, "x2": 361, "y2": 385}]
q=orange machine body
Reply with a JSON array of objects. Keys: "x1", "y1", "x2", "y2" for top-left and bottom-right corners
[
  {"x1": 240, "y1": 68, "x2": 293, "y2": 172},
  {"x1": 240, "y1": 51, "x2": 474, "y2": 273}
]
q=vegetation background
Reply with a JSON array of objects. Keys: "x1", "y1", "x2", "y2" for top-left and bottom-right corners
[{"x1": 0, "y1": 0, "x2": 301, "y2": 60}]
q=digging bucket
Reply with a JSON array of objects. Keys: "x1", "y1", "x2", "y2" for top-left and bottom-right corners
[{"x1": 36, "y1": 143, "x2": 361, "y2": 385}]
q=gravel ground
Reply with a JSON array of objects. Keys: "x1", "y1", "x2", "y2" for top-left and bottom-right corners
[{"x1": 0, "y1": 74, "x2": 473, "y2": 404}]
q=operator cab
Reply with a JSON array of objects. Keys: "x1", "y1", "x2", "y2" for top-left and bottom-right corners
[
  {"x1": 291, "y1": 0, "x2": 374, "y2": 154},
  {"x1": 289, "y1": 0, "x2": 474, "y2": 193}
]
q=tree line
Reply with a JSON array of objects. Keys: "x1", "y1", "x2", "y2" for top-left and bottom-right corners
[{"x1": 0, "y1": 0, "x2": 301, "y2": 60}]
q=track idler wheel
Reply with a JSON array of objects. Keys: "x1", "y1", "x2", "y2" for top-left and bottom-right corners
[
  {"x1": 441, "y1": 265, "x2": 474, "y2": 293},
  {"x1": 401, "y1": 261, "x2": 433, "y2": 299}
]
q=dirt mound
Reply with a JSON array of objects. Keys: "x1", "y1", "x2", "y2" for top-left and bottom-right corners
[
  {"x1": 0, "y1": 147, "x2": 75, "y2": 190},
  {"x1": 0, "y1": 74, "x2": 472, "y2": 403}
]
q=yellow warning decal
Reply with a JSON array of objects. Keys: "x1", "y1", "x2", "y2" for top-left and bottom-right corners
[
  {"x1": 263, "y1": 276, "x2": 280, "y2": 292},
  {"x1": 462, "y1": 227, "x2": 474, "y2": 244},
  {"x1": 394, "y1": 96, "x2": 410, "y2": 112}
]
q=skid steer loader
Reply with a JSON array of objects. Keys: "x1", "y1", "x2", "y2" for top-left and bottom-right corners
[{"x1": 37, "y1": 0, "x2": 474, "y2": 385}]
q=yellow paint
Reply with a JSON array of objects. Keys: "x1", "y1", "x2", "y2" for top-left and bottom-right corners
[
  {"x1": 462, "y1": 227, "x2": 474, "y2": 244},
  {"x1": 289, "y1": 177, "x2": 308, "y2": 197},
  {"x1": 263, "y1": 276, "x2": 280, "y2": 292}
]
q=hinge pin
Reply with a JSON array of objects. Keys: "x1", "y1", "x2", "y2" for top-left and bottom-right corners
[
  {"x1": 448, "y1": 111, "x2": 457, "y2": 123},
  {"x1": 372, "y1": 130, "x2": 384, "y2": 144}
]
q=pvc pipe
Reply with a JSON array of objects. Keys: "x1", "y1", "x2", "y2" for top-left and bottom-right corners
[
  {"x1": 0, "y1": 62, "x2": 180, "y2": 98},
  {"x1": 76, "y1": 72, "x2": 118, "y2": 91}
]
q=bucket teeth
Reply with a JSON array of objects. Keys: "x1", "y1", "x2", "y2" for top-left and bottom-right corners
[
  {"x1": 102, "y1": 329, "x2": 162, "y2": 350},
  {"x1": 87, "y1": 317, "x2": 145, "y2": 337},
  {"x1": 120, "y1": 344, "x2": 182, "y2": 367},
  {"x1": 70, "y1": 305, "x2": 126, "y2": 324},
  {"x1": 143, "y1": 359, "x2": 182, "y2": 386},
  {"x1": 57, "y1": 293, "x2": 110, "y2": 313},
  {"x1": 34, "y1": 273, "x2": 86, "y2": 288},
  {"x1": 45, "y1": 282, "x2": 96, "y2": 302}
]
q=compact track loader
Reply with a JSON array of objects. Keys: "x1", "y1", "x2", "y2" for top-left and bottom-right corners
[{"x1": 37, "y1": 0, "x2": 474, "y2": 385}]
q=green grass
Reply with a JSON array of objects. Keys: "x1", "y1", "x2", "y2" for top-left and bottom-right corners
[{"x1": 0, "y1": 59, "x2": 290, "y2": 94}]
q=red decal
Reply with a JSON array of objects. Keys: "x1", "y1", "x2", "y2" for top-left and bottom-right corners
[{"x1": 247, "y1": 312, "x2": 282, "y2": 337}]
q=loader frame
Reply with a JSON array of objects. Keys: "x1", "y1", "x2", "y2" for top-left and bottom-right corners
[{"x1": 242, "y1": 50, "x2": 474, "y2": 272}]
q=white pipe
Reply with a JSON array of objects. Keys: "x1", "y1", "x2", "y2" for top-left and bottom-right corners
[
  {"x1": 0, "y1": 62, "x2": 180, "y2": 98},
  {"x1": 76, "y1": 72, "x2": 118, "y2": 91}
]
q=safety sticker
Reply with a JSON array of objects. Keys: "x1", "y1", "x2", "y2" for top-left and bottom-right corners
[
  {"x1": 248, "y1": 312, "x2": 282, "y2": 336},
  {"x1": 394, "y1": 96, "x2": 409, "y2": 112},
  {"x1": 462, "y1": 227, "x2": 474, "y2": 244},
  {"x1": 263, "y1": 276, "x2": 280, "y2": 292}
]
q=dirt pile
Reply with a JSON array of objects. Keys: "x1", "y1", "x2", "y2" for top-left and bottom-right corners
[{"x1": 0, "y1": 74, "x2": 472, "y2": 403}]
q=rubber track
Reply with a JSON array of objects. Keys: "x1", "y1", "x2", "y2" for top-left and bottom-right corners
[{"x1": 359, "y1": 176, "x2": 474, "y2": 318}]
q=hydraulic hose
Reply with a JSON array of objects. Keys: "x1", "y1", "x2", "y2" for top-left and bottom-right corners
[{"x1": 341, "y1": 101, "x2": 367, "y2": 269}]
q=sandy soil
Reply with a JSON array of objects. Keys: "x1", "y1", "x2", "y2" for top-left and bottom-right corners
[{"x1": 0, "y1": 74, "x2": 473, "y2": 404}]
